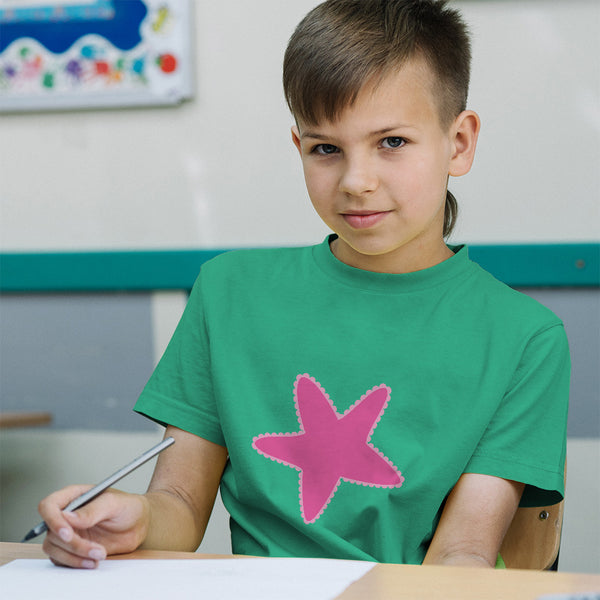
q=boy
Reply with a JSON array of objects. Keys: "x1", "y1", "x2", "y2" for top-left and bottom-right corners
[{"x1": 39, "y1": 0, "x2": 569, "y2": 569}]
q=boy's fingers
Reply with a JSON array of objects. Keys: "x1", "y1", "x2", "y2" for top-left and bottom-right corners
[
  {"x1": 38, "y1": 484, "x2": 93, "y2": 540},
  {"x1": 39, "y1": 484, "x2": 94, "y2": 515},
  {"x1": 61, "y1": 492, "x2": 118, "y2": 529},
  {"x1": 38, "y1": 484, "x2": 111, "y2": 569},
  {"x1": 60, "y1": 492, "x2": 125, "y2": 539},
  {"x1": 44, "y1": 517, "x2": 107, "y2": 559},
  {"x1": 42, "y1": 533, "x2": 103, "y2": 570},
  {"x1": 40, "y1": 487, "x2": 146, "y2": 566},
  {"x1": 62, "y1": 506, "x2": 98, "y2": 529}
]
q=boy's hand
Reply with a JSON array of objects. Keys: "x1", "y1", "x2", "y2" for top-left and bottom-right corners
[
  {"x1": 39, "y1": 485, "x2": 149, "y2": 569},
  {"x1": 38, "y1": 427, "x2": 228, "y2": 568}
]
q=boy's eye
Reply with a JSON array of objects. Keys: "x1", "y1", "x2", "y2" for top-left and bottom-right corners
[
  {"x1": 381, "y1": 137, "x2": 406, "y2": 149},
  {"x1": 313, "y1": 143, "x2": 339, "y2": 155}
]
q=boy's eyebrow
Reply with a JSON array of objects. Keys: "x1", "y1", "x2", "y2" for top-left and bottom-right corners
[{"x1": 300, "y1": 125, "x2": 416, "y2": 140}]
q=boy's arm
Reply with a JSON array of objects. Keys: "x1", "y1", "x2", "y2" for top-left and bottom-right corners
[
  {"x1": 40, "y1": 426, "x2": 227, "y2": 568},
  {"x1": 141, "y1": 425, "x2": 228, "y2": 551},
  {"x1": 423, "y1": 473, "x2": 524, "y2": 568}
]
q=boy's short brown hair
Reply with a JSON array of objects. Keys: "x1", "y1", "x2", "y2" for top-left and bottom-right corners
[{"x1": 283, "y1": 0, "x2": 472, "y2": 237}]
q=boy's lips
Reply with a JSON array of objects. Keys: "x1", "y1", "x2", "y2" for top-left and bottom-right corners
[{"x1": 341, "y1": 210, "x2": 391, "y2": 229}]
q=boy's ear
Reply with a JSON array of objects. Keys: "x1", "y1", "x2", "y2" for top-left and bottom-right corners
[
  {"x1": 291, "y1": 125, "x2": 303, "y2": 155},
  {"x1": 448, "y1": 110, "x2": 480, "y2": 177}
]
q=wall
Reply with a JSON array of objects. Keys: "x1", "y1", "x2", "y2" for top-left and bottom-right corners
[{"x1": 1, "y1": 0, "x2": 598, "y2": 574}]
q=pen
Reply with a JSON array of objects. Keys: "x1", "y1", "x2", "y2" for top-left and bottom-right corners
[{"x1": 20, "y1": 436, "x2": 175, "y2": 543}]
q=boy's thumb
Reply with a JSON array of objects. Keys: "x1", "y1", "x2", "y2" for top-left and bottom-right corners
[{"x1": 62, "y1": 507, "x2": 97, "y2": 529}]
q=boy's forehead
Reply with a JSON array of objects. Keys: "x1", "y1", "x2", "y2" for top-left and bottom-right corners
[{"x1": 297, "y1": 58, "x2": 441, "y2": 133}]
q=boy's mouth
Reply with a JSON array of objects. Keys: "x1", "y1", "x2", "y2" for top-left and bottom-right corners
[{"x1": 342, "y1": 210, "x2": 390, "y2": 229}]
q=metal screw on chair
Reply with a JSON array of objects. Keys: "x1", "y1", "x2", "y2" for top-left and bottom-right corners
[{"x1": 538, "y1": 510, "x2": 550, "y2": 520}]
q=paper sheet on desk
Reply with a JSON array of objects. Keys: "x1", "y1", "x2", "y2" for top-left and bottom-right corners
[{"x1": 0, "y1": 557, "x2": 375, "y2": 600}]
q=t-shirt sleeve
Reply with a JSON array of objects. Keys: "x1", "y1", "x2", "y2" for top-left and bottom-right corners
[
  {"x1": 465, "y1": 323, "x2": 570, "y2": 507},
  {"x1": 134, "y1": 272, "x2": 225, "y2": 446}
]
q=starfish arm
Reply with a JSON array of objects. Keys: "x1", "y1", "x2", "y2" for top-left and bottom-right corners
[
  {"x1": 252, "y1": 433, "x2": 306, "y2": 470},
  {"x1": 342, "y1": 385, "x2": 391, "y2": 439},
  {"x1": 342, "y1": 443, "x2": 404, "y2": 487},
  {"x1": 295, "y1": 374, "x2": 340, "y2": 432},
  {"x1": 336, "y1": 386, "x2": 403, "y2": 487},
  {"x1": 300, "y1": 467, "x2": 342, "y2": 524}
]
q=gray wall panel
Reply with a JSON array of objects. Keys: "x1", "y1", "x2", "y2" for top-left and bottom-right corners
[
  {"x1": 0, "y1": 294, "x2": 155, "y2": 431},
  {"x1": 519, "y1": 288, "x2": 599, "y2": 438}
]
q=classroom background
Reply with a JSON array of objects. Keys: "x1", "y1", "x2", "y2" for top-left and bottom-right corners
[{"x1": 0, "y1": 0, "x2": 598, "y2": 573}]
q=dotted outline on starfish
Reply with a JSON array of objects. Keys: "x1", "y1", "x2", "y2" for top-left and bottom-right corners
[{"x1": 252, "y1": 373, "x2": 404, "y2": 524}]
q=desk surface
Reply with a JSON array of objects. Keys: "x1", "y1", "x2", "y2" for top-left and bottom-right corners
[{"x1": 1, "y1": 543, "x2": 599, "y2": 600}]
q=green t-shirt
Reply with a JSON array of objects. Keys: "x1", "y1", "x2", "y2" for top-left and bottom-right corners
[{"x1": 135, "y1": 236, "x2": 569, "y2": 564}]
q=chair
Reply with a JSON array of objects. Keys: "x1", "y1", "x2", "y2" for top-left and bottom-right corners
[
  {"x1": 500, "y1": 461, "x2": 566, "y2": 570},
  {"x1": 500, "y1": 499, "x2": 565, "y2": 569}
]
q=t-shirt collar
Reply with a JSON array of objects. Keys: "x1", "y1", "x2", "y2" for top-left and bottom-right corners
[{"x1": 311, "y1": 234, "x2": 472, "y2": 293}]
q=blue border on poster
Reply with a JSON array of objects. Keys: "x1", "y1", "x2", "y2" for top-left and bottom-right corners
[{"x1": 0, "y1": 1, "x2": 147, "y2": 54}]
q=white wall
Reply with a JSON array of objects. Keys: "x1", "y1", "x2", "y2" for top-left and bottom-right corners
[
  {"x1": 0, "y1": 1, "x2": 598, "y2": 250},
  {"x1": 452, "y1": 0, "x2": 600, "y2": 243}
]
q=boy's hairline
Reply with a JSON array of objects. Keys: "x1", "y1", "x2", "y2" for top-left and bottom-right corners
[{"x1": 289, "y1": 53, "x2": 459, "y2": 133}]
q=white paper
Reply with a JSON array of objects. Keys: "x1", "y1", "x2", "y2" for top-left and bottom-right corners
[{"x1": 0, "y1": 557, "x2": 375, "y2": 600}]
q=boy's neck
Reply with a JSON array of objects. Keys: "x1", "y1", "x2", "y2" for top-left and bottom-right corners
[{"x1": 330, "y1": 236, "x2": 455, "y2": 274}]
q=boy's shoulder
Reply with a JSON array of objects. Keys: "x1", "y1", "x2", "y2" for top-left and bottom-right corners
[
  {"x1": 204, "y1": 245, "x2": 309, "y2": 270},
  {"x1": 197, "y1": 244, "x2": 315, "y2": 287},
  {"x1": 468, "y1": 257, "x2": 563, "y2": 329}
]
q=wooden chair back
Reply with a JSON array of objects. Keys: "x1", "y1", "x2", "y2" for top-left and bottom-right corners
[
  {"x1": 500, "y1": 499, "x2": 565, "y2": 569},
  {"x1": 501, "y1": 460, "x2": 567, "y2": 570}
]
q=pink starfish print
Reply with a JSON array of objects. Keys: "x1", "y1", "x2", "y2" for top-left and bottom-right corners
[{"x1": 252, "y1": 374, "x2": 404, "y2": 524}]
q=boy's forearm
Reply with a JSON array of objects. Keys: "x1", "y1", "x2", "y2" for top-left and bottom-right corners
[
  {"x1": 139, "y1": 489, "x2": 208, "y2": 552},
  {"x1": 422, "y1": 549, "x2": 495, "y2": 568},
  {"x1": 422, "y1": 474, "x2": 523, "y2": 569},
  {"x1": 136, "y1": 427, "x2": 227, "y2": 552}
]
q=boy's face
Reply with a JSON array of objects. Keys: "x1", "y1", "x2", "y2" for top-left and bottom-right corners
[{"x1": 292, "y1": 59, "x2": 478, "y2": 273}]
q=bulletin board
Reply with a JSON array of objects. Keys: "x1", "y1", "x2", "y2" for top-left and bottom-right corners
[{"x1": 0, "y1": 0, "x2": 193, "y2": 111}]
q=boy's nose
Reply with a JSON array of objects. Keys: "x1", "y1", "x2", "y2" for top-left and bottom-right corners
[{"x1": 338, "y1": 157, "x2": 379, "y2": 197}]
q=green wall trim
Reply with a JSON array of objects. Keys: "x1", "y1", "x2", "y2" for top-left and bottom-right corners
[{"x1": 0, "y1": 244, "x2": 598, "y2": 293}]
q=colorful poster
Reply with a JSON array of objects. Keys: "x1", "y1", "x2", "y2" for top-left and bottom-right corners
[{"x1": 0, "y1": 0, "x2": 193, "y2": 111}]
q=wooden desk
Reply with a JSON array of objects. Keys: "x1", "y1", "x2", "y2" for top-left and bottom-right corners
[
  {"x1": 1, "y1": 543, "x2": 599, "y2": 599},
  {"x1": 0, "y1": 411, "x2": 52, "y2": 429}
]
